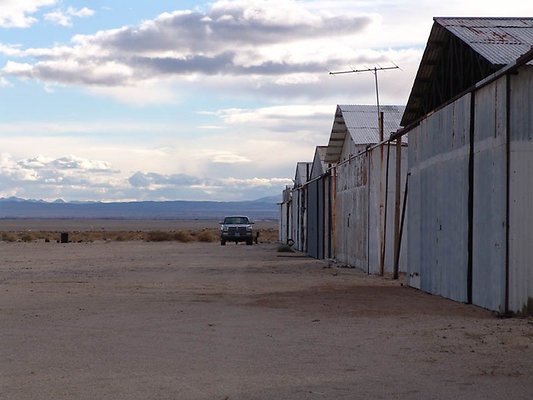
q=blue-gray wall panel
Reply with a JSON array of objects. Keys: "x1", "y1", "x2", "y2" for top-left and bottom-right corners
[
  {"x1": 509, "y1": 66, "x2": 533, "y2": 313},
  {"x1": 307, "y1": 181, "x2": 319, "y2": 258},
  {"x1": 472, "y1": 79, "x2": 507, "y2": 312},
  {"x1": 407, "y1": 96, "x2": 471, "y2": 303}
]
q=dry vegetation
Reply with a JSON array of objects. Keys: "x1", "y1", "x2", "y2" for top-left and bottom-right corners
[{"x1": 0, "y1": 227, "x2": 279, "y2": 244}]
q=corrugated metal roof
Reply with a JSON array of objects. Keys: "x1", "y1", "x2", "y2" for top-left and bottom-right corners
[
  {"x1": 436, "y1": 18, "x2": 533, "y2": 65},
  {"x1": 402, "y1": 17, "x2": 533, "y2": 126},
  {"x1": 325, "y1": 105, "x2": 405, "y2": 162}
]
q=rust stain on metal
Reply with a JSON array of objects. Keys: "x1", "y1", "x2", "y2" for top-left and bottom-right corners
[{"x1": 466, "y1": 26, "x2": 484, "y2": 35}]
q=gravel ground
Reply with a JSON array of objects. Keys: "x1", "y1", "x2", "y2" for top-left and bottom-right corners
[{"x1": 1, "y1": 241, "x2": 532, "y2": 400}]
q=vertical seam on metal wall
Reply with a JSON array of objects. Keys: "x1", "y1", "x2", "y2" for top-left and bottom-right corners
[
  {"x1": 505, "y1": 73, "x2": 511, "y2": 314},
  {"x1": 468, "y1": 91, "x2": 475, "y2": 304},
  {"x1": 367, "y1": 150, "x2": 371, "y2": 274}
]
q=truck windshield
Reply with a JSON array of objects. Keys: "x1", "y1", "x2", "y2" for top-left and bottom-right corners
[{"x1": 224, "y1": 217, "x2": 249, "y2": 224}]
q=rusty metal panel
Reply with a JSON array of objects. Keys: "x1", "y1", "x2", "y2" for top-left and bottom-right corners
[
  {"x1": 407, "y1": 95, "x2": 471, "y2": 302},
  {"x1": 472, "y1": 78, "x2": 507, "y2": 313},
  {"x1": 436, "y1": 18, "x2": 533, "y2": 66},
  {"x1": 509, "y1": 66, "x2": 533, "y2": 314}
]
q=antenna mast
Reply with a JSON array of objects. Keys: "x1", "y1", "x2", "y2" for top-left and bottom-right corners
[{"x1": 329, "y1": 65, "x2": 399, "y2": 124}]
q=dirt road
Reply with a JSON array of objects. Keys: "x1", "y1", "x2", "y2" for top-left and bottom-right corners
[{"x1": 1, "y1": 241, "x2": 532, "y2": 399}]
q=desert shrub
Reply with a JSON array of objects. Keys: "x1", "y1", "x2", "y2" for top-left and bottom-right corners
[
  {"x1": 277, "y1": 244, "x2": 294, "y2": 253},
  {"x1": 115, "y1": 234, "x2": 126, "y2": 241},
  {"x1": 173, "y1": 231, "x2": 193, "y2": 242},
  {"x1": 146, "y1": 231, "x2": 173, "y2": 242},
  {"x1": 1, "y1": 232, "x2": 17, "y2": 242},
  {"x1": 197, "y1": 230, "x2": 216, "y2": 242},
  {"x1": 20, "y1": 233, "x2": 35, "y2": 242}
]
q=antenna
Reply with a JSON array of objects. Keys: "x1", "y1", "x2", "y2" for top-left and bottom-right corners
[{"x1": 329, "y1": 65, "x2": 399, "y2": 126}]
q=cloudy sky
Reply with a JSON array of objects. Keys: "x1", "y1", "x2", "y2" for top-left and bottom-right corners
[{"x1": 0, "y1": 0, "x2": 529, "y2": 202}]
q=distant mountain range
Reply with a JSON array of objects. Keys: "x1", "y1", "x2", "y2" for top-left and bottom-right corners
[{"x1": 0, "y1": 196, "x2": 280, "y2": 220}]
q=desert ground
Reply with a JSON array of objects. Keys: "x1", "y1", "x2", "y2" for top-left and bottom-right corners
[
  {"x1": 0, "y1": 219, "x2": 278, "y2": 232},
  {"x1": 1, "y1": 221, "x2": 532, "y2": 399}
]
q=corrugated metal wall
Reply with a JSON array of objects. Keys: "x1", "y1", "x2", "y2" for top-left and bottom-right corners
[
  {"x1": 291, "y1": 189, "x2": 302, "y2": 251},
  {"x1": 509, "y1": 66, "x2": 533, "y2": 314},
  {"x1": 472, "y1": 78, "x2": 507, "y2": 312},
  {"x1": 335, "y1": 144, "x2": 369, "y2": 269},
  {"x1": 407, "y1": 95, "x2": 471, "y2": 303},
  {"x1": 367, "y1": 145, "x2": 408, "y2": 275},
  {"x1": 334, "y1": 141, "x2": 408, "y2": 273},
  {"x1": 279, "y1": 203, "x2": 286, "y2": 242},
  {"x1": 279, "y1": 188, "x2": 292, "y2": 244},
  {"x1": 307, "y1": 176, "x2": 329, "y2": 259},
  {"x1": 291, "y1": 187, "x2": 308, "y2": 252},
  {"x1": 407, "y1": 65, "x2": 533, "y2": 313},
  {"x1": 307, "y1": 180, "x2": 319, "y2": 258}
]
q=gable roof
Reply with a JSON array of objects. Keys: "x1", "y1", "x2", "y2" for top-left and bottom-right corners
[
  {"x1": 402, "y1": 17, "x2": 533, "y2": 126},
  {"x1": 310, "y1": 146, "x2": 328, "y2": 179},
  {"x1": 325, "y1": 105, "x2": 405, "y2": 163}
]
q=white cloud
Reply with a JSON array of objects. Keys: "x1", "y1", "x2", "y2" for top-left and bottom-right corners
[
  {"x1": 0, "y1": 151, "x2": 292, "y2": 201},
  {"x1": 1, "y1": 153, "x2": 117, "y2": 188},
  {"x1": 43, "y1": 10, "x2": 69, "y2": 26},
  {"x1": 0, "y1": 0, "x2": 373, "y2": 91},
  {"x1": 86, "y1": 81, "x2": 180, "y2": 105},
  {"x1": 67, "y1": 7, "x2": 94, "y2": 18},
  {"x1": 215, "y1": 105, "x2": 334, "y2": 125},
  {"x1": 220, "y1": 176, "x2": 293, "y2": 188},
  {"x1": 211, "y1": 152, "x2": 251, "y2": 164},
  {"x1": 44, "y1": 6, "x2": 95, "y2": 27},
  {"x1": 0, "y1": 0, "x2": 56, "y2": 28},
  {"x1": 0, "y1": 103, "x2": 324, "y2": 201}
]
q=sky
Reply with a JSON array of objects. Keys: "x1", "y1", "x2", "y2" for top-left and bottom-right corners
[{"x1": 0, "y1": 1, "x2": 530, "y2": 202}]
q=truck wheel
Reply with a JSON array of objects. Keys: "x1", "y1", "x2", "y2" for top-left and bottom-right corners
[
  {"x1": 246, "y1": 239, "x2": 253, "y2": 245},
  {"x1": 221, "y1": 240, "x2": 226, "y2": 246}
]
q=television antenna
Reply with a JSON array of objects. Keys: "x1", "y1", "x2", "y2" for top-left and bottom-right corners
[{"x1": 329, "y1": 64, "x2": 400, "y2": 125}]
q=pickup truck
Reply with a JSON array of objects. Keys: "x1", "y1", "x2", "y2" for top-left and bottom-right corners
[{"x1": 219, "y1": 216, "x2": 254, "y2": 245}]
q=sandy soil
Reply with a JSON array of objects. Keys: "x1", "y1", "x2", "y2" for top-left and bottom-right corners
[{"x1": 1, "y1": 241, "x2": 532, "y2": 400}]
